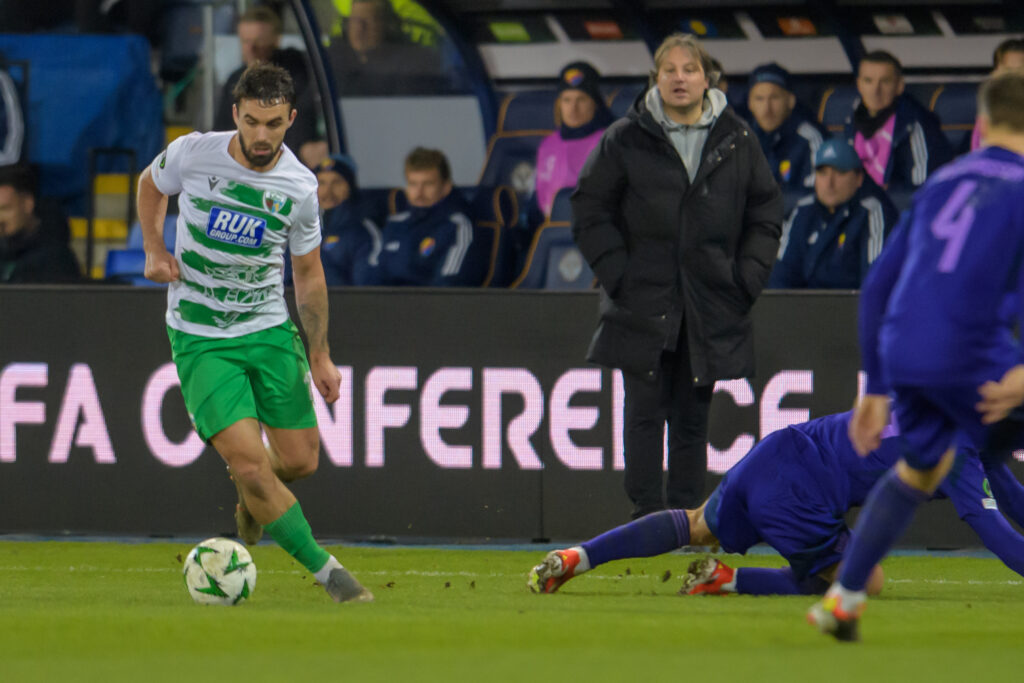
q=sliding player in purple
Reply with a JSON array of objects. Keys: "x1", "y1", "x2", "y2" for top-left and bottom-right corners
[
  {"x1": 527, "y1": 411, "x2": 1024, "y2": 601},
  {"x1": 807, "y1": 71, "x2": 1024, "y2": 641}
]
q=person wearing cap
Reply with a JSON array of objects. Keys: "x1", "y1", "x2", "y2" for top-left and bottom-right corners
[
  {"x1": 744, "y1": 62, "x2": 826, "y2": 194},
  {"x1": 572, "y1": 33, "x2": 782, "y2": 518},
  {"x1": 534, "y1": 62, "x2": 615, "y2": 218},
  {"x1": 842, "y1": 51, "x2": 950, "y2": 193},
  {"x1": 768, "y1": 138, "x2": 897, "y2": 289},
  {"x1": 315, "y1": 154, "x2": 383, "y2": 286}
]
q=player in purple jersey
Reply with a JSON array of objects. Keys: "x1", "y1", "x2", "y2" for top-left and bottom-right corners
[
  {"x1": 808, "y1": 72, "x2": 1024, "y2": 641},
  {"x1": 527, "y1": 411, "x2": 1024, "y2": 597}
]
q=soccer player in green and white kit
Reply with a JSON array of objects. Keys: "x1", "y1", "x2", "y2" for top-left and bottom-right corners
[{"x1": 138, "y1": 63, "x2": 372, "y2": 603}]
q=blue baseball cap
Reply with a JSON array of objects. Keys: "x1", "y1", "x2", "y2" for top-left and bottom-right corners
[
  {"x1": 316, "y1": 153, "x2": 358, "y2": 190},
  {"x1": 750, "y1": 62, "x2": 792, "y2": 92},
  {"x1": 815, "y1": 138, "x2": 862, "y2": 171}
]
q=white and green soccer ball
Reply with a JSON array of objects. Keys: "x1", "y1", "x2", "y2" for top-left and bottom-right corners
[{"x1": 183, "y1": 537, "x2": 257, "y2": 606}]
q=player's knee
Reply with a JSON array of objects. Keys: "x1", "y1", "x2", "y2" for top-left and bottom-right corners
[
  {"x1": 232, "y1": 459, "x2": 274, "y2": 495},
  {"x1": 865, "y1": 565, "x2": 885, "y2": 596},
  {"x1": 287, "y1": 454, "x2": 318, "y2": 480}
]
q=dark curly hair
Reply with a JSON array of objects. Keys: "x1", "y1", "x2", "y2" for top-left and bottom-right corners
[{"x1": 232, "y1": 62, "x2": 295, "y2": 108}]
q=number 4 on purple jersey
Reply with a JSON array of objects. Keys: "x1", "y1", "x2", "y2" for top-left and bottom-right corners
[{"x1": 931, "y1": 180, "x2": 978, "y2": 273}]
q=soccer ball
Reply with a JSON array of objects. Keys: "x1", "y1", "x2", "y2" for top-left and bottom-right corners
[{"x1": 183, "y1": 537, "x2": 257, "y2": 606}]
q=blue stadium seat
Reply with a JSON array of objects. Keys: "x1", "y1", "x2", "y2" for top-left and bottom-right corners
[
  {"x1": 127, "y1": 213, "x2": 178, "y2": 250},
  {"x1": 497, "y1": 90, "x2": 557, "y2": 134},
  {"x1": 512, "y1": 222, "x2": 593, "y2": 290},
  {"x1": 819, "y1": 84, "x2": 859, "y2": 132},
  {"x1": 606, "y1": 82, "x2": 646, "y2": 119},
  {"x1": 549, "y1": 187, "x2": 573, "y2": 222},
  {"x1": 930, "y1": 82, "x2": 979, "y2": 153},
  {"x1": 105, "y1": 248, "x2": 163, "y2": 286}
]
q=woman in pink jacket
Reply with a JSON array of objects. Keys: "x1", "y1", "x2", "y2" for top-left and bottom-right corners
[{"x1": 534, "y1": 61, "x2": 614, "y2": 217}]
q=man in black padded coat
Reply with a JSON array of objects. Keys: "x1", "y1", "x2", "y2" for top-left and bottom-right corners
[{"x1": 572, "y1": 33, "x2": 783, "y2": 519}]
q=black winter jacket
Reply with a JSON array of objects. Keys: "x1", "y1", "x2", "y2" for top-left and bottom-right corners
[{"x1": 571, "y1": 90, "x2": 783, "y2": 384}]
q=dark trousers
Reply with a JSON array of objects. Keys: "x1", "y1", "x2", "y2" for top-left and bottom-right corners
[{"x1": 622, "y1": 344, "x2": 713, "y2": 519}]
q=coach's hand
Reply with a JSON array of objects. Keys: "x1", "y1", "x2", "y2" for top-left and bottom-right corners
[
  {"x1": 310, "y1": 353, "x2": 341, "y2": 404},
  {"x1": 977, "y1": 365, "x2": 1024, "y2": 425},
  {"x1": 144, "y1": 248, "x2": 180, "y2": 283},
  {"x1": 849, "y1": 394, "x2": 890, "y2": 456}
]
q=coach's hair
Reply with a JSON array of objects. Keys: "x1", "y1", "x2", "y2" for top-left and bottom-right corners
[
  {"x1": 859, "y1": 50, "x2": 903, "y2": 79},
  {"x1": 648, "y1": 33, "x2": 720, "y2": 89},
  {"x1": 978, "y1": 71, "x2": 1024, "y2": 133},
  {"x1": 232, "y1": 62, "x2": 295, "y2": 108},
  {"x1": 993, "y1": 37, "x2": 1024, "y2": 69},
  {"x1": 404, "y1": 147, "x2": 451, "y2": 182},
  {"x1": 0, "y1": 163, "x2": 36, "y2": 196},
  {"x1": 238, "y1": 5, "x2": 282, "y2": 35}
]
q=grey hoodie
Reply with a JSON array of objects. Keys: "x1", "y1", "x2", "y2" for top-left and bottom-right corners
[{"x1": 645, "y1": 86, "x2": 728, "y2": 182}]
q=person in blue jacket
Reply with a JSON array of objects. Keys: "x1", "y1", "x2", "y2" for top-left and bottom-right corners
[
  {"x1": 768, "y1": 138, "x2": 898, "y2": 289},
  {"x1": 528, "y1": 410, "x2": 1024, "y2": 599},
  {"x1": 315, "y1": 154, "x2": 382, "y2": 286},
  {"x1": 842, "y1": 51, "x2": 951, "y2": 193},
  {"x1": 365, "y1": 147, "x2": 486, "y2": 287},
  {"x1": 743, "y1": 62, "x2": 826, "y2": 193}
]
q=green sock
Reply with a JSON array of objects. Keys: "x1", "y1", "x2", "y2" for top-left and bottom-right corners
[{"x1": 263, "y1": 502, "x2": 330, "y2": 574}]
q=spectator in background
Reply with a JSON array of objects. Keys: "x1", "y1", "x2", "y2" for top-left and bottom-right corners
[
  {"x1": 214, "y1": 6, "x2": 322, "y2": 166},
  {"x1": 709, "y1": 57, "x2": 727, "y2": 94},
  {"x1": 315, "y1": 154, "x2": 381, "y2": 286},
  {"x1": 768, "y1": 139, "x2": 897, "y2": 290},
  {"x1": 327, "y1": 0, "x2": 443, "y2": 95},
  {"x1": 843, "y1": 51, "x2": 951, "y2": 192},
  {"x1": 572, "y1": 33, "x2": 782, "y2": 518},
  {"x1": 971, "y1": 38, "x2": 1024, "y2": 151},
  {"x1": 0, "y1": 164, "x2": 80, "y2": 283},
  {"x1": 365, "y1": 147, "x2": 485, "y2": 286},
  {"x1": 534, "y1": 62, "x2": 614, "y2": 217},
  {"x1": 744, "y1": 63, "x2": 826, "y2": 193}
]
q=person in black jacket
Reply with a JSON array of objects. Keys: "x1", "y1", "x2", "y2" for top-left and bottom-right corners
[
  {"x1": 213, "y1": 6, "x2": 319, "y2": 164},
  {"x1": 572, "y1": 33, "x2": 783, "y2": 518},
  {"x1": 0, "y1": 164, "x2": 80, "y2": 284}
]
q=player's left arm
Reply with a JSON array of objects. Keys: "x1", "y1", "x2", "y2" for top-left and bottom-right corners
[{"x1": 291, "y1": 246, "x2": 341, "y2": 403}]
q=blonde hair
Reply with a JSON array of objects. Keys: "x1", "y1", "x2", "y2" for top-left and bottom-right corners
[
  {"x1": 979, "y1": 71, "x2": 1024, "y2": 133},
  {"x1": 649, "y1": 33, "x2": 720, "y2": 88}
]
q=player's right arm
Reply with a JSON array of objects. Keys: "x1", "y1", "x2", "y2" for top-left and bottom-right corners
[
  {"x1": 137, "y1": 166, "x2": 179, "y2": 283},
  {"x1": 849, "y1": 209, "x2": 912, "y2": 455}
]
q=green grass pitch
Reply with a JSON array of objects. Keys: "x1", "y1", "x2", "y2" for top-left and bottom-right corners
[{"x1": 1, "y1": 541, "x2": 1022, "y2": 682}]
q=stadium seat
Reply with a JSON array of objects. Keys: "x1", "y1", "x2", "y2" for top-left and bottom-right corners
[
  {"x1": 930, "y1": 82, "x2": 979, "y2": 153},
  {"x1": 606, "y1": 82, "x2": 646, "y2": 119},
  {"x1": 549, "y1": 187, "x2": 573, "y2": 223},
  {"x1": 818, "y1": 84, "x2": 859, "y2": 133},
  {"x1": 511, "y1": 221, "x2": 593, "y2": 290},
  {"x1": 127, "y1": 213, "x2": 178, "y2": 250},
  {"x1": 105, "y1": 248, "x2": 163, "y2": 286},
  {"x1": 497, "y1": 89, "x2": 558, "y2": 134}
]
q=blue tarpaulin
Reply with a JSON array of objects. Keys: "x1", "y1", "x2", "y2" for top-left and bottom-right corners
[{"x1": 0, "y1": 34, "x2": 163, "y2": 210}]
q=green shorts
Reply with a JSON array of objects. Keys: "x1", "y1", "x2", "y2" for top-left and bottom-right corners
[{"x1": 167, "y1": 321, "x2": 317, "y2": 442}]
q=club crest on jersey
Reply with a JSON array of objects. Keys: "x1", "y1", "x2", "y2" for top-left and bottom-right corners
[
  {"x1": 264, "y1": 190, "x2": 287, "y2": 213},
  {"x1": 206, "y1": 207, "x2": 266, "y2": 248}
]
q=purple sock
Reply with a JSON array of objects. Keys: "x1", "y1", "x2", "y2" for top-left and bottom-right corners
[
  {"x1": 838, "y1": 468, "x2": 929, "y2": 591},
  {"x1": 735, "y1": 567, "x2": 829, "y2": 595},
  {"x1": 581, "y1": 509, "x2": 690, "y2": 568}
]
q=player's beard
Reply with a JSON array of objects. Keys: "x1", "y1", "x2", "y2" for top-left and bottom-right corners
[{"x1": 238, "y1": 133, "x2": 279, "y2": 169}]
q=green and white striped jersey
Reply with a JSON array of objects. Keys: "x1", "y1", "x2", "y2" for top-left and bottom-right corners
[{"x1": 150, "y1": 131, "x2": 321, "y2": 338}]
